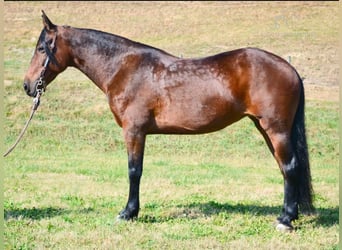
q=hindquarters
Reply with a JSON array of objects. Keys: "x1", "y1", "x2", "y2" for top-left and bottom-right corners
[{"x1": 245, "y1": 48, "x2": 313, "y2": 229}]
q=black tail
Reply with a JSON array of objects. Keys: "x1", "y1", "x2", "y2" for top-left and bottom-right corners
[{"x1": 291, "y1": 77, "x2": 314, "y2": 213}]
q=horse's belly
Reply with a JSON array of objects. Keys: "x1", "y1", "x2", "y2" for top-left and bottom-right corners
[{"x1": 153, "y1": 96, "x2": 243, "y2": 134}]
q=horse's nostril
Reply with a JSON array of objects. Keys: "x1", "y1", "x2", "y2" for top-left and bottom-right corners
[{"x1": 23, "y1": 82, "x2": 29, "y2": 92}]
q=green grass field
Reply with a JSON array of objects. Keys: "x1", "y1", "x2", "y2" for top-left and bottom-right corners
[{"x1": 4, "y1": 2, "x2": 339, "y2": 249}]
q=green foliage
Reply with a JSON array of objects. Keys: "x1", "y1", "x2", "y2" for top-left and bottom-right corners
[{"x1": 4, "y1": 98, "x2": 339, "y2": 248}]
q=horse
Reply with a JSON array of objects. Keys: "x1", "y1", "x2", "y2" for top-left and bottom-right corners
[{"x1": 22, "y1": 11, "x2": 314, "y2": 231}]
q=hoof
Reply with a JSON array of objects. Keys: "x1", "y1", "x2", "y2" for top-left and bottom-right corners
[
  {"x1": 116, "y1": 209, "x2": 138, "y2": 222},
  {"x1": 275, "y1": 222, "x2": 293, "y2": 232},
  {"x1": 115, "y1": 214, "x2": 131, "y2": 224}
]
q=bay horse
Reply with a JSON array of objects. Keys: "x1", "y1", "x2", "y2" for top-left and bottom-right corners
[{"x1": 23, "y1": 11, "x2": 314, "y2": 231}]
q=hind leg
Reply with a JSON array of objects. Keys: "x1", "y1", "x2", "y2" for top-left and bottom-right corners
[
  {"x1": 274, "y1": 144, "x2": 299, "y2": 231},
  {"x1": 252, "y1": 117, "x2": 299, "y2": 231}
]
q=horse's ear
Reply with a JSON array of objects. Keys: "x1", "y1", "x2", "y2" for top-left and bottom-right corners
[{"x1": 41, "y1": 10, "x2": 56, "y2": 31}]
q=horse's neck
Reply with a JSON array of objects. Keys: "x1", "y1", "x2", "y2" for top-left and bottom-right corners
[
  {"x1": 66, "y1": 28, "x2": 135, "y2": 93},
  {"x1": 64, "y1": 27, "x2": 178, "y2": 94}
]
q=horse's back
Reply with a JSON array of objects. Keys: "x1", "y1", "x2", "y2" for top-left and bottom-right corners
[{"x1": 145, "y1": 48, "x2": 301, "y2": 134}]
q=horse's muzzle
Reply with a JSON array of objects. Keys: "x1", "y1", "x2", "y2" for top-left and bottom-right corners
[{"x1": 23, "y1": 81, "x2": 36, "y2": 97}]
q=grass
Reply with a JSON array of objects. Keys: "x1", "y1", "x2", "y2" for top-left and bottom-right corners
[{"x1": 3, "y1": 2, "x2": 339, "y2": 249}]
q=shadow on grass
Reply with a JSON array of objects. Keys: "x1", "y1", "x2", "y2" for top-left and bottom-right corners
[
  {"x1": 311, "y1": 206, "x2": 339, "y2": 227},
  {"x1": 139, "y1": 200, "x2": 339, "y2": 228},
  {"x1": 139, "y1": 201, "x2": 280, "y2": 223},
  {"x1": 5, "y1": 207, "x2": 94, "y2": 220},
  {"x1": 187, "y1": 201, "x2": 280, "y2": 216}
]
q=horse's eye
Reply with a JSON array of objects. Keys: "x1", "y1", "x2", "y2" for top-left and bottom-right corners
[{"x1": 37, "y1": 46, "x2": 45, "y2": 53}]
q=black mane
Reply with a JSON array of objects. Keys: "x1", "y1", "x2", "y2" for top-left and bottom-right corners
[{"x1": 73, "y1": 27, "x2": 176, "y2": 58}]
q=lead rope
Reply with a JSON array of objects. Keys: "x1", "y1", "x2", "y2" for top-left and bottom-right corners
[{"x1": 3, "y1": 79, "x2": 44, "y2": 157}]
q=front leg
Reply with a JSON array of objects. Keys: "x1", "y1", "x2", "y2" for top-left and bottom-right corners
[{"x1": 117, "y1": 127, "x2": 146, "y2": 221}]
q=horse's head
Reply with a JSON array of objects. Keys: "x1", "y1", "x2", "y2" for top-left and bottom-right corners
[{"x1": 23, "y1": 11, "x2": 68, "y2": 97}]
